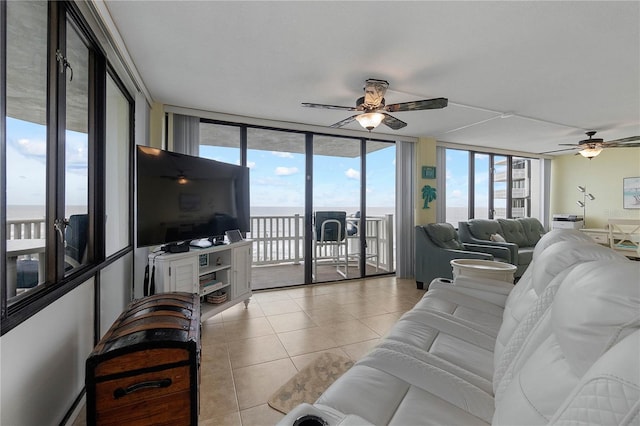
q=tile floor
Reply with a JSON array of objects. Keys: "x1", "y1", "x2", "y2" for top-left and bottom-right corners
[{"x1": 74, "y1": 276, "x2": 425, "y2": 426}]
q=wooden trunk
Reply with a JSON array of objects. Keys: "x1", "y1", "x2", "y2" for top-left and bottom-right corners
[{"x1": 86, "y1": 292, "x2": 200, "y2": 425}]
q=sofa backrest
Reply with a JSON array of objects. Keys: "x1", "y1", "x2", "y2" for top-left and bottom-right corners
[
  {"x1": 492, "y1": 260, "x2": 640, "y2": 425},
  {"x1": 466, "y1": 219, "x2": 502, "y2": 241},
  {"x1": 516, "y1": 217, "x2": 545, "y2": 246},
  {"x1": 493, "y1": 240, "x2": 629, "y2": 395},
  {"x1": 424, "y1": 223, "x2": 465, "y2": 250},
  {"x1": 547, "y1": 329, "x2": 639, "y2": 425},
  {"x1": 497, "y1": 218, "x2": 529, "y2": 247}
]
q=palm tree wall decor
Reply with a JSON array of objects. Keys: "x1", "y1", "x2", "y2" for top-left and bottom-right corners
[{"x1": 422, "y1": 185, "x2": 437, "y2": 209}]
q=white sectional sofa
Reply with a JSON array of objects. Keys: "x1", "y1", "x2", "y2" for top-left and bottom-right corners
[{"x1": 278, "y1": 230, "x2": 640, "y2": 425}]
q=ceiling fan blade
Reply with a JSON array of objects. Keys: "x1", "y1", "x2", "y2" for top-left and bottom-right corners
[
  {"x1": 382, "y1": 113, "x2": 407, "y2": 130},
  {"x1": 384, "y1": 97, "x2": 448, "y2": 113},
  {"x1": 558, "y1": 143, "x2": 580, "y2": 146},
  {"x1": 330, "y1": 115, "x2": 358, "y2": 128},
  {"x1": 301, "y1": 103, "x2": 357, "y2": 111},
  {"x1": 604, "y1": 141, "x2": 640, "y2": 148},
  {"x1": 539, "y1": 148, "x2": 577, "y2": 154},
  {"x1": 604, "y1": 135, "x2": 640, "y2": 145}
]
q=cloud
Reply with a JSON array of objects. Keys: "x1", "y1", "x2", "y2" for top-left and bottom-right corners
[
  {"x1": 275, "y1": 166, "x2": 299, "y2": 176},
  {"x1": 15, "y1": 138, "x2": 46, "y2": 158},
  {"x1": 247, "y1": 161, "x2": 256, "y2": 168},
  {"x1": 271, "y1": 151, "x2": 293, "y2": 158},
  {"x1": 345, "y1": 168, "x2": 360, "y2": 180}
]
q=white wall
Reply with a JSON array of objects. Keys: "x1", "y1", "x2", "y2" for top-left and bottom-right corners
[
  {"x1": 551, "y1": 148, "x2": 640, "y2": 228},
  {"x1": 99, "y1": 254, "x2": 134, "y2": 337},
  {"x1": 0, "y1": 281, "x2": 94, "y2": 425}
]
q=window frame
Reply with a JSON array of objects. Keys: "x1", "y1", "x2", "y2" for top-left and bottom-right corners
[
  {"x1": 1, "y1": 1, "x2": 134, "y2": 335},
  {"x1": 444, "y1": 147, "x2": 538, "y2": 223}
]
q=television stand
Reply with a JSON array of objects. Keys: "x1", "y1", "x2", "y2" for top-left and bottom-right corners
[{"x1": 149, "y1": 240, "x2": 252, "y2": 322}]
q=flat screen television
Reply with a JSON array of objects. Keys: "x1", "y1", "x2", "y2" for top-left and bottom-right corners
[{"x1": 136, "y1": 146, "x2": 250, "y2": 248}]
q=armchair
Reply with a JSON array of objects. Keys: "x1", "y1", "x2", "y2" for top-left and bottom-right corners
[{"x1": 415, "y1": 223, "x2": 511, "y2": 289}]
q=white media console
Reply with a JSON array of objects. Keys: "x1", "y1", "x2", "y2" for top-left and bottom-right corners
[{"x1": 148, "y1": 240, "x2": 252, "y2": 322}]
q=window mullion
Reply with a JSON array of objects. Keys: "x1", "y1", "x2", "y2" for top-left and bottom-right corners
[{"x1": 46, "y1": 1, "x2": 66, "y2": 282}]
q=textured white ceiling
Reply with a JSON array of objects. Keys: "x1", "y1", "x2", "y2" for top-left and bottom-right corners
[{"x1": 104, "y1": 1, "x2": 640, "y2": 155}]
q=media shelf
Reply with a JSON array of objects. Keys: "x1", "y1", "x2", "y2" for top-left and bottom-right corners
[{"x1": 149, "y1": 240, "x2": 252, "y2": 322}]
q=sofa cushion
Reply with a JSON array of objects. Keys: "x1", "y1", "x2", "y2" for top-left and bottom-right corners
[
  {"x1": 517, "y1": 217, "x2": 545, "y2": 246},
  {"x1": 497, "y1": 219, "x2": 528, "y2": 247},
  {"x1": 425, "y1": 223, "x2": 465, "y2": 250},
  {"x1": 467, "y1": 219, "x2": 502, "y2": 241},
  {"x1": 492, "y1": 261, "x2": 639, "y2": 425}
]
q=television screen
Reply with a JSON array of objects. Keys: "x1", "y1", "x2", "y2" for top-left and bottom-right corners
[{"x1": 136, "y1": 146, "x2": 250, "y2": 248}]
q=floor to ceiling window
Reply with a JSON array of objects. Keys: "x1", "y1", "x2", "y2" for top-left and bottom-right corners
[
  {"x1": 199, "y1": 120, "x2": 241, "y2": 165},
  {"x1": 2, "y1": 1, "x2": 134, "y2": 333},
  {"x1": 313, "y1": 135, "x2": 362, "y2": 282},
  {"x1": 196, "y1": 119, "x2": 397, "y2": 289},
  {"x1": 445, "y1": 149, "x2": 470, "y2": 226},
  {"x1": 444, "y1": 148, "x2": 541, "y2": 225},
  {"x1": 474, "y1": 153, "x2": 490, "y2": 219},
  {"x1": 247, "y1": 128, "x2": 306, "y2": 288}
]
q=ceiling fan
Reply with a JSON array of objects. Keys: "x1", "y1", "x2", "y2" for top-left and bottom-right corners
[
  {"x1": 302, "y1": 79, "x2": 448, "y2": 131},
  {"x1": 546, "y1": 131, "x2": 640, "y2": 158}
]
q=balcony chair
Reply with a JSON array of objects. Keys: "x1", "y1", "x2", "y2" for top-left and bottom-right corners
[
  {"x1": 415, "y1": 222, "x2": 511, "y2": 289},
  {"x1": 346, "y1": 211, "x2": 379, "y2": 273},
  {"x1": 313, "y1": 211, "x2": 349, "y2": 280},
  {"x1": 65, "y1": 214, "x2": 89, "y2": 269}
]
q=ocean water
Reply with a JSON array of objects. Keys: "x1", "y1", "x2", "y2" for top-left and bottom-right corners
[
  {"x1": 7, "y1": 205, "x2": 87, "y2": 220},
  {"x1": 7, "y1": 205, "x2": 395, "y2": 220}
]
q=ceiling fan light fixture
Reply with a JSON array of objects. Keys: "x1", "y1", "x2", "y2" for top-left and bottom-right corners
[
  {"x1": 579, "y1": 147, "x2": 602, "y2": 158},
  {"x1": 355, "y1": 112, "x2": 385, "y2": 131}
]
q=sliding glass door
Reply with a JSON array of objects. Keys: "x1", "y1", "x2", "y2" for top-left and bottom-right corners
[
  {"x1": 247, "y1": 128, "x2": 306, "y2": 289},
  {"x1": 196, "y1": 120, "x2": 396, "y2": 289},
  {"x1": 312, "y1": 135, "x2": 361, "y2": 282}
]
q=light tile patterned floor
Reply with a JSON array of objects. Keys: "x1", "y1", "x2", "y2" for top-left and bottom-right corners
[{"x1": 74, "y1": 276, "x2": 424, "y2": 426}]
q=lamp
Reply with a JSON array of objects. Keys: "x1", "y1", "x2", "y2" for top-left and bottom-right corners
[
  {"x1": 577, "y1": 185, "x2": 595, "y2": 226},
  {"x1": 578, "y1": 147, "x2": 602, "y2": 158},
  {"x1": 355, "y1": 112, "x2": 385, "y2": 131}
]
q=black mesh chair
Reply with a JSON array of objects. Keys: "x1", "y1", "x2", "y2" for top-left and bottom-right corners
[
  {"x1": 65, "y1": 214, "x2": 88, "y2": 269},
  {"x1": 313, "y1": 211, "x2": 349, "y2": 280}
]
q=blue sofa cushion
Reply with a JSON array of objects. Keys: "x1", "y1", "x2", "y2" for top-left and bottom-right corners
[
  {"x1": 467, "y1": 219, "x2": 502, "y2": 241},
  {"x1": 498, "y1": 219, "x2": 529, "y2": 247},
  {"x1": 517, "y1": 217, "x2": 545, "y2": 246},
  {"x1": 425, "y1": 223, "x2": 465, "y2": 250}
]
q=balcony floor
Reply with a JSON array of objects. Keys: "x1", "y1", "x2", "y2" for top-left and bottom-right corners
[{"x1": 252, "y1": 262, "x2": 391, "y2": 291}]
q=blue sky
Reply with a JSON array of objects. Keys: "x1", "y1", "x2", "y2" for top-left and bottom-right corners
[
  {"x1": 8, "y1": 115, "x2": 395, "y2": 212},
  {"x1": 6, "y1": 117, "x2": 89, "y2": 207},
  {"x1": 200, "y1": 143, "x2": 396, "y2": 210},
  {"x1": 8, "y1": 114, "x2": 495, "y2": 217}
]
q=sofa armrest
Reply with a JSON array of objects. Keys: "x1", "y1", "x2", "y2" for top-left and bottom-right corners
[
  {"x1": 458, "y1": 222, "x2": 520, "y2": 265},
  {"x1": 276, "y1": 403, "x2": 374, "y2": 426},
  {"x1": 430, "y1": 276, "x2": 513, "y2": 306},
  {"x1": 463, "y1": 243, "x2": 513, "y2": 262}
]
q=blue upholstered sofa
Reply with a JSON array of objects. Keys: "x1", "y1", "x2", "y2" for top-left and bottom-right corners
[{"x1": 458, "y1": 217, "x2": 546, "y2": 278}]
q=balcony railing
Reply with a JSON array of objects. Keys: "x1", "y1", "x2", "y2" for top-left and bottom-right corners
[
  {"x1": 6, "y1": 214, "x2": 395, "y2": 273},
  {"x1": 248, "y1": 214, "x2": 395, "y2": 272},
  {"x1": 7, "y1": 219, "x2": 45, "y2": 240}
]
